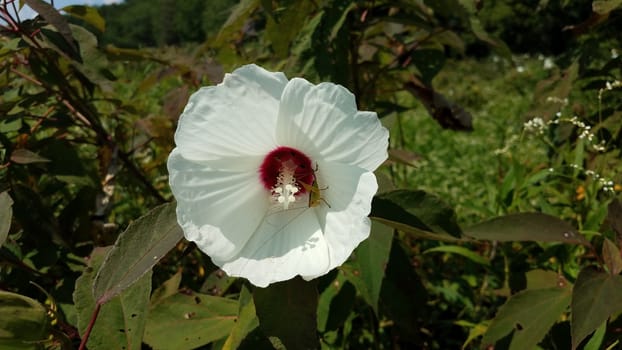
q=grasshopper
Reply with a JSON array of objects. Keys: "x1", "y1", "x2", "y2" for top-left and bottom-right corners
[{"x1": 299, "y1": 164, "x2": 331, "y2": 208}]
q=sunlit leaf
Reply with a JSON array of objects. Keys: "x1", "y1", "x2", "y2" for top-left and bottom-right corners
[
  {"x1": 423, "y1": 245, "x2": 490, "y2": 266},
  {"x1": 62, "y1": 5, "x2": 105, "y2": 32},
  {"x1": 583, "y1": 320, "x2": 607, "y2": 350},
  {"x1": 482, "y1": 285, "x2": 572, "y2": 350},
  {"x1": 592, "y1": 0, "x2": 622, "y2": 15},
  {"x1": 0, "y1": 191, "x2": 13, "y2": 248},
  {"x1": 0, "y1": 291, "x2": 51, "y2": 349},
  {"x1": 387, "y1": 149, "x2": 421, "y2": 168},
  {"x1": 571, "y1": 267, "x2": 622, "y2": 349},
  {"x1": 341, "y1": 221, "x2": 393, "y2": 313},
  {"x1": 212, "y1": 0, "x2": 260, "y2": 47},
  {"x1": 93, "y1": 202, "x2": 183, "y2": 304},
  {"x1": 150, "y1": 271, "x2": 182, "y2": 305},
  {"x1": 264, "y1": 1, "x2": 315, "y2": 58},
  {"x1": 221, "y1": 286, "x2": 258, "y2": 350},
  {"x1": 371, "y1": 189, "x2": 462, "y2": 241},
  {"x1": 526, "y1": 269, "x2": 566, "y2": 290},
  {"x1": 144, "y1": 290, "x2": 238, "y2": 350},
  {"x1": 253, "y1": 277, "x2": 319, "y2": 349},
  {"x1": 464, "y1": 213, "x2": 587, "y2": 244},
  {"x1": 74, "y1": 247, "x2": 152, "y2": 350},
  {"x1": 10, "y1": 149, "x2": 51, "y2": 164}
]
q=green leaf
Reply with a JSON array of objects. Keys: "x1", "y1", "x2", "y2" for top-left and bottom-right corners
[
  {"x1": 341, "y1": 221, "x2": 393, "y2": 313},
  {"x1": 93, "y1": 202, "x2": 183, "y2": 304},
  {"x1": 592, "y1": 0, "x2": 622, "y2": 15},
  {"x1": 212, "y1": 0, "x2": 260, "y2": 47},
  {"x1": 526, "y1": 269, "x2": 566, "y2": 290},
  {"x1": 253, "y1": 277, "x2": 320, "y2": 349},
  {"x1": 423, "y1": 245, "x2": 490, "y2": 266},
  {"x1": 0, "y1": 291, "x2": 51, "y2": 349},
  {"x1": 607, "y1": 198, "x2": 622, "y2": 239},
  {"x1": 371, "y1": 190, "x2": 462, "y2": 241},
  {"x1": 482, "y1": 285, "x2": 572, "y2": 350},
  {"x1": 469, "y1": 17, "x2": 512, "y2": 59},
  {"x1": 10, "y1": 148, "x2": 51, "y2": 164},
  {"x1": 317, "y1": 274, "x2": 355, "y2": 332},
  {"x1": 74, "y1": 247, "x2": 152, "y2": 350},
  {"x1": 464, "y1": 213, "x2": 587, "y2": 244},
  {"x1": 62, "y1": 5, "x2": 106, "y2": 32},
  {"x1": 410, "y1": 48, "x2": 446, "y2": 85},
  {"x1": 144, "y1": 290, "x2": 238, "y2": 350},
  {"x1": 23, "y1": 0, "x2": 77, "y2": 54},
  {"x1": 0, "y1": 191, "x2": 13, "y2": 247},
  {"x1": 571, "y1": 267, "x2": 622, "y2": 349},
  {"x1": 221, "y1": 286, "x2": 259, "y2": 350},
  {"x1": 602, "y1": 238, "x2": 622, "y2": 275},
  {"x1": 583, "y1": 320, "x2": 607, "y2": 350},
  {"x1": 379, "y1": 240, "x2": 427, "y2": 341},
  {"x1": 150, "y1": 271, "x2": 182, "y2": 305},
  {"x1": 264, "y1": 1, "x2": 315, "y2": 58}
]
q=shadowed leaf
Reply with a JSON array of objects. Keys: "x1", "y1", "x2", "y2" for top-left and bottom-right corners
[
  {"x1": 253, "y1": 277, "x2": 319, "y2": 349},
  {"x1": 607, "y1": 198, "x2": 622, "y2": 241},
  {"x1": 571, "y1": 267, "x2": 622, "y2": 349},
  {"x1": 464, "y1": 213, "x2": 587, "y2": 244},
  {"x1": 0, "y1": 192, "x2": 13, "y2": 247},
  {"x1": 10, "y1": 149, "x2": 50, "y2": 164},
  {"x1": 24, "y1": 0, "x2": 77, "y2": 54},
  {"x1": 423, "y1": 245, "x2": 490, "y2": 266},
  {"x1": 93, "y1": 202, "x2": 183, "y2": 304},
  {"x1": 602, "y1": 238, "x2": 622, "y2": 275},
  {"x1": 341, "y1": 221, "x2": 393, "y2": 313},
  {"x1": 404, "y1": 81, "x2": 473, "y2": 131},
  {"x1": 371, "y1": 190, "x2": 462, "y2": 241},
  {"x1": 0, "y1": 291, "x2": 50, "y2": 348}
]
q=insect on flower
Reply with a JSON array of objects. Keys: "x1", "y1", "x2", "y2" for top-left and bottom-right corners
[{"x1": 297, "y1": 164, "x2": 331, "y2": 208}]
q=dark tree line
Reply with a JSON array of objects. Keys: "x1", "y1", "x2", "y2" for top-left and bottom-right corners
[
  {"x1": 96, "y1": 0, "x2": 237, "y2": 47},
  {"x1": 95, "y1": 0, "x2": 598, "y2": 56}
]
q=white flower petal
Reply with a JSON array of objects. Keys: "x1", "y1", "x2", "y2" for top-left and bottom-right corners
[
  {"x1": 317, "y1": 162, "x2": 377, "y2": 267},
  {"x1": 168, "y1": 149, "x2": 269, "y2": 261},
  {"x1": 277, "y1": 78, "x2": 389, "y2": 171},
  {"x1": 175, "y1": 64, "x2": 287, "y2": 161},
  {"x1": 216, "y1": 208, "x2": 330, "y2": 287}
]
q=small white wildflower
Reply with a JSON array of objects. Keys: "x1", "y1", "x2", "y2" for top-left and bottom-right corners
[{"x1": 543, "y1": 58, "x2": 555, "y2": 70}]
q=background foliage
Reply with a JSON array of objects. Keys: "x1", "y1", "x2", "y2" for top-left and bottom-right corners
[{"x1": 1, "y1": 0, "x2": 622, "y2": 349}]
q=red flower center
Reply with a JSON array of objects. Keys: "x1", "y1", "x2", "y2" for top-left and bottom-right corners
[{"x1": 259, "y1": 146, "x2": 315, "y2": 194}]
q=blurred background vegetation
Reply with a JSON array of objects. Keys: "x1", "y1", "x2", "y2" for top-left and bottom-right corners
[{"x1": 1, "y1": 0, "x2": 622, "y2": 349}]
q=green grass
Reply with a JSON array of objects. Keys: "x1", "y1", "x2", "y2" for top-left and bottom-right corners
[{"x1": 390, "y1": 56, "x2": 555, "y2": 225}]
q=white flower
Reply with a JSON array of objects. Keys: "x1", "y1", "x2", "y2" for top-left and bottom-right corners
[{"x1": 167, "y1": 64, "x2": 389, "y2": 287}]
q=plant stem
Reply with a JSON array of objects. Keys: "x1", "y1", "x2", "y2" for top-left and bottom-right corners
[{"x1": 78, "y1": 303, "x2": 102, "y2": 350}]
